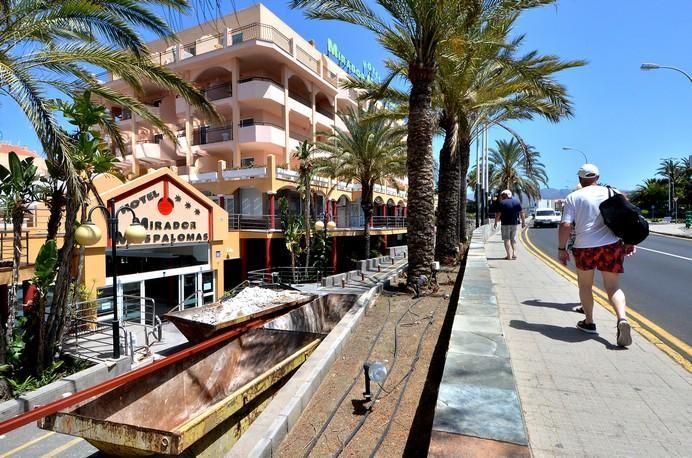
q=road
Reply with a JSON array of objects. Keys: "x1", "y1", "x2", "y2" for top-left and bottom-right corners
[{"x1": 526, "y1": 225, "x2": 692, "y2": 352}]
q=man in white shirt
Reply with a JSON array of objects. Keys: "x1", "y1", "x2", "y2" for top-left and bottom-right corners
[{"x1": 558, "y1": 164, "x2": 636, "y2": 347}]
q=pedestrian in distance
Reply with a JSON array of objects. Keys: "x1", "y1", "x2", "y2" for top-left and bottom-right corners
[
  {"x1": 494, "y1": 190, "x2": 526, "y2": 260},
  {"x1": 558, "y1": 164, "x2": 636, "y2": 347}
]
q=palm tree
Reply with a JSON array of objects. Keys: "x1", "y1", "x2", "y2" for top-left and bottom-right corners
[
  {"x1": 488, "y1": 139, "x2": 548, "y2": 202},
  {"x1": 2, "y1": 0, "x2": 221, "y2": 368},
  {"x1": 0, "y1": 152, "x2": 40, "y2": 364},
  {"x1": 630, "y1": 178, "x2": 668, "y2": 218},
  {"x1": 294, "y1": 141, "x2": 316, "y2": 271},
  {"x1": 656, "y1": 158, "x2": 683, "y2": 216},
  {"x1": 291, "y1": 0, "x2": 477, "y2": 284},
  {"x1": 316, "y1": 104, "x2": 406, "y2": 259}
]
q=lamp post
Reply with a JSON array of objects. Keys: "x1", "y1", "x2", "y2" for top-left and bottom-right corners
[
  {"x1": 561, "y1": 146, "x2": 589, "y2": 164},
  {"x1": 640, "y1": 63, "x2": 692, "y2": 83},
  {"x1": 74, "y1": 198, "x2": 146, "y2": 359}
]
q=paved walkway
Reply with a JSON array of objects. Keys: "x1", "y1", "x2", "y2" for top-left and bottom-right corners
[
  {"x1": 489, "y1": 231, "x2": 692, "y2": 457},
  {"x1": 648, "y1": 222, "x2": 692, "y2": 238}
]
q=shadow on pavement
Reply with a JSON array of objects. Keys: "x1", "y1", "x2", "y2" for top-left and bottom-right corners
[
  {"x1": 509, "y1": 319, "x2": 622, "y2": 350},
  {"x1": 521, "y1": 299, "x2": 581, "y2": 312}
]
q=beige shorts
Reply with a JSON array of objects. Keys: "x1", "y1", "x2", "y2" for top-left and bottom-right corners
[{"x1": 501, "y1": 224, "x2": 518, "y2": 241}]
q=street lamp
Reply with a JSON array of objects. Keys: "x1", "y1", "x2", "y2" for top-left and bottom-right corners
[
  {"x1": 640, "y1": 63, "x2": 692, "y2": 83},
  {"x1": 561, "y1": 146, "x2": 589, "y2": 164},
  {"x1": 74, "y1": 198, "x2": 146, "y2": 358}
]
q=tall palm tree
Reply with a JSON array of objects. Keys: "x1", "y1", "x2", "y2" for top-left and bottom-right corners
[
  {"x1": 0, "y1": 152, "x2": 40, "y2": 364},
  {"x1": 294, "y1": 140, "x2": 316, "y2": 270},
  {"x1": 656, "y1": 158, "x2": 683, "y2": 215},
  {"x1": 316, "y1": 104, "x2": 406, "y2": 259},
  {"x1": 2, "y1": 0, "x2": 220, "y2": 368},
  {"x1": 487, "y1": 139, "x2": 547, "y2": 201},
  {"x1": 291, "y1": 0, "x2": 477, "y2": 284}
]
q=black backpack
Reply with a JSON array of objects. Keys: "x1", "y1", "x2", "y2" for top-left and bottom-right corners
[{"x1": 599, "y1": 186, "x2": 649, "y2": 245}]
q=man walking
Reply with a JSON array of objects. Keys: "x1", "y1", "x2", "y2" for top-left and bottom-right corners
[
  {"x1": 494, "y1": 190, "x2": 525, "y2": 260},
  {"x1": 558, "y1": 164, "x2": 636, "y2": 347}
]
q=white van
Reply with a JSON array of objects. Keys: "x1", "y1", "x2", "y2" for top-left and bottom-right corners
[{"x1": 533, "y1": 208, "x2": 561, "y2": 228}]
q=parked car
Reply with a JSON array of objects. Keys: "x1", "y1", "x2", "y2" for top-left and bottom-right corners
[{"x1": 533, "y1": 208, "x2": 561, "y2": 228}]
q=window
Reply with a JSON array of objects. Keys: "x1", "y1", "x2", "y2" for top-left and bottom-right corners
[
  {"x1": 231, "y1": 33, "x2": 243, "y2": 45},
  {"x1": 241, "y1": 158, "x2": 255, "y2": 168},
  {"x1": 239, "y1": 118, "x2": 255, "y2": 128}
]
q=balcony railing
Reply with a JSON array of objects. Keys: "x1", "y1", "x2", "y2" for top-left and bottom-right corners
[
  {"x1": 228, "y1": 23, "x2": 291, "y2": 54},
  {"x1": 238, "y1": 76, "x2": 283, "y2": 87},
  {"x1": 296, "y1": 44, "x2": 320, "y2": 74},
  {"x1": 192, "y1": 125, "x2": 233, "y2": 145},
  {"x1": 289, "y1": 92, "x2": 311, "y2": 108},
  {"x1": 228, "y1": 214, "x2": 281, "y2": 231},
  {"x1": 248, "y1": 266, "x2": 334, "y2": 285},
  {"x1": 316, "y1": 106, "x2": 334, "y2": 119},
  {"x1": 0, "y1": 231, "x2": 30, "y2": 265},
  {"x1": 204, "y1": 83, "x2": 232, "y2": 101},
  {"x1": 226, "y1": 213, "x2": 407, "y2": 232}
]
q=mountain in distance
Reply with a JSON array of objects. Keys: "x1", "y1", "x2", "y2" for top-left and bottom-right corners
[{"x1": 540, "y1": 188, "x2": 572, "y2": 199}]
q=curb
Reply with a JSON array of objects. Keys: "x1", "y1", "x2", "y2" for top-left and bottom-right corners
[
  {"x1": 0, "y1": 357, "x2": 131, "y2": 423},
  {"x1": 229, "y1": 265, "x2": 403, "y2": 457},
  {"x1": 429, "y1": 225, "x2": 529, "y2": 456},
  {"x1": 649, "y1": 229, "x2": 692, "y2": 240}
]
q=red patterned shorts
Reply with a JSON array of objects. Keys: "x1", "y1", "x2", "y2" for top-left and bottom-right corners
[{"x1": 572, "y1": 241, "x2": 625, "y2": 273}]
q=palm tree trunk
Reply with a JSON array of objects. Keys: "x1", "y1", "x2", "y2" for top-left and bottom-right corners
[
  {"x1": 1, "y1": 208, "x2": 25, "y2": 364},
  {"x1": 361, "y1": 182, "x2": 374, "y2": 259},
  {"x1": 458, "y1": 134, "x2": 471, "y2": 243},
  {"x1": 406, "y1": 65, "x2": 437, "y2": 286},
  {"x1": 435, "y1": 112, "x2": 460, "y2": 265},
  {"x1": 42, "y1": 194, "x2": 79, "y2": 369},
  {"x1": 46, "y1": 187, "x2": 66, "y2": 240}
]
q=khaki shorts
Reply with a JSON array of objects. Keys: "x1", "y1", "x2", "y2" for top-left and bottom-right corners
[{"x1": 501, "y1": 224, "x2": 518, "y2": 241}]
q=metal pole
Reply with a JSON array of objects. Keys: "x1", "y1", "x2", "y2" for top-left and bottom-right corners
[
  {"x1": 475, "y1": 128, "x2": 480, "y2": 228},
  {"x1": 109, "y1": 198, "x2": 120, "y2": 359},
  {"x1": 483, "y1": 127, "x2": 489, "y2": 223}
]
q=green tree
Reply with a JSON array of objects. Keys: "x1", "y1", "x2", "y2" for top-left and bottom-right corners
[
  {"x1": 488, "y1": 139, "x2": 548, "y2": 201},
  {"x1": 294, "y1": 141, "x2": 316, "y2": 271},
  {"x1": 316, "y1": 104, "x2": 406, "y2": 259},
  {"x1": 629, "y1": 178, "x2": 668, "y2": 218},
  {"x1": 656, "y1": 158, "x2": 683, "y2": 216},
  {"x1": 2, "y1": 0, "x2": 221, "y2": 369},
  {"x1": 278, "y1": 197, "x2": 304, "y2": 283},
  {"x1": 0, "y1": 152, "x2": 40, "y2": 364},
  {"x1": 291, "y1": 0, "x2": 477, "y2": 284}
]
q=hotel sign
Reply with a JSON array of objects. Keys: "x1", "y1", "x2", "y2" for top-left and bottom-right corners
[
  {"x1": 326, "y1": 38, "x2": 380, "y2": 82},
  {"x1": 114, "y1": 177, "x2": 210, "y2": 246}
]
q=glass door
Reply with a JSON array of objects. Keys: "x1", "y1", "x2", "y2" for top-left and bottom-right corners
[
  {"x1": 122, "y1": 282, "x2": 142, "y2": 321},
  {"x1": 201, "y1": 271, "x2": 214, "y2": 304},
  {"x1": 182, "y1": 273, "x2": 198, "y2": 309}
]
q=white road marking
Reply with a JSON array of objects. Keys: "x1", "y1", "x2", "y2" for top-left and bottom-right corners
[{"x1": 638, "y1": 246, "x2": 692, "y2": 261}]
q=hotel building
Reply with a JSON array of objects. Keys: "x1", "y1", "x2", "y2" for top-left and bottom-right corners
[{"x1": 0, "y1": 4, "x2": 408, "y2": 318}]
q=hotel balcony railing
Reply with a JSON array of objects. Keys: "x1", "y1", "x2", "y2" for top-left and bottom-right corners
[
  {"x1": 228, "y1": 23, "x2": 291, "y2": 54},
  {"x1": 204, "y1": 83, "x2": 232, "y2": 101},
  {"x1": 316, "y1": 106, "x2": 335, "y2": 119},
  {"x1": 289, "y1": 92, "x2": 311, "y2": 108},
  {"x1": 296, "y1": 44, "x2": 320, "y2": 74},
  {"x1": 228, "y1": 214, "x2": 281, "y2": 231},
  {"x1": 191, "y1": 125, "x2": 233, "y2": 145},
  {"x1": 227, "y1": 213, "x2": 407, "y2": 232}
]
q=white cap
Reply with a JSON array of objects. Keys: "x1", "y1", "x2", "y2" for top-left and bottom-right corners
[
  {"x1": 577, "y1": 163, "x2": 599, "y2": 178},
  {"x1": 500, "y1": 189, "x2": 512, "y2": 198}
]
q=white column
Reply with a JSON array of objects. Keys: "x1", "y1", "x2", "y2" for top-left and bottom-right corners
[{"x1": 282, "y1": 66, "x2": 291, "y2": 167}]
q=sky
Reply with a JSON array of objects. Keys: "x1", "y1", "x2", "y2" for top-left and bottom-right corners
[{"x1": 1, "y1": 0, "x2": 690, "y2": 191}]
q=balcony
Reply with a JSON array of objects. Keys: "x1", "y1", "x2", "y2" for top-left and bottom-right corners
[
  {"x1": 128, "y1": 141, "x2": 175, "y2": 166},
  {"x1": 228, "y1": 214, "x2": 281, "y2": 231},
  {"x1": 238, "y1": 122, "x2": 285, "y2": 148},
  {"x1": 204, "y1": 83, "x2": 232, "y2": 101},
  {"x1": 288, "y1": 93, "x2": 312, "y2": 119},
  {"x1": 179, "y1": 171, "x2": 218, "y2": 184},
  {"x1": 191, "y1": 125, "x2": 233, "y2": 146},
  {"x1": 238, "y1": 77, "x2": 284, "y2": 104},
  {"x1": 222, "y1": 167, "x2": 267, "y2": 181},
  {"x1": 226, "y1": 23, "x2": 291, "y2": 55}
]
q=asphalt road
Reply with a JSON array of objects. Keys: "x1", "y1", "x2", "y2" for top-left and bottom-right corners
[{"x1": 526, "y1": 225, "x2": 692, "y2": 349}]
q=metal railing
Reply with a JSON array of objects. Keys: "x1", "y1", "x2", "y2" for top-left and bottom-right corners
[
  {"x1": 228, "y1": 23, "x2": 291, "y2": 54},
  {"x1": 192, "y1": 125, "x2": 233, "y2": 145},
  {"x1": 228, "y1": 214, "x2": 281, "y2": 231},
  {"x1": 0, "y1": 231, "x2": 30, "y2": 264},
  {"x1": 248, "y1": 266, "x2": 334, "y2": 285},
  {"x1": 204, "y1": 82, "x2": 232, "y2": 101},
  {"x1": 371, "y1": 216, "x2": 407, "y2": 228},
  {"x1": 296, "y1": 44, "x2": 320, "y2": 74}
]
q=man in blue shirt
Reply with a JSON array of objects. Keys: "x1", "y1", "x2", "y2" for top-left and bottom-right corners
[{"x1": 493, "y1": 190, "x2": 526, "y2": 259}]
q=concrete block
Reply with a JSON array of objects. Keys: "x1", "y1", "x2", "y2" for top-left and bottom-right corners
[
  {"x1": 0, "y1": 398, "x2": 23, "y2": 423},
  {"x1": 20, "y1": 380, "x2": 72, "y2": 410},
  {"x1": 63, "y1": 357, "x2": 130, "y2": 393},
  {"x1": 452, "y1": 315, "x2": 502, "y2": 334}
]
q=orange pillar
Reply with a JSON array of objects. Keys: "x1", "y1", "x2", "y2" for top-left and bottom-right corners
[
  {"x1": 268, "y1": 192, "x2": 276, "y2": 230},
  {"x1": 331, "y1": 236, "x2": 337, "y2": 272},
  {"x1": 265, "y1": 238, "x2": 272, "y2": 271}
]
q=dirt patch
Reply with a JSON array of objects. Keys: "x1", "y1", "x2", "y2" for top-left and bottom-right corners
[{"x1": 277, "y1": 265, "x2": 462, "y2": 457}]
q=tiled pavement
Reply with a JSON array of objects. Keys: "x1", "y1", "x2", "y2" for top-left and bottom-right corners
[{"x1": 488, "y1": 230, "x2": 692, "y2": 457}]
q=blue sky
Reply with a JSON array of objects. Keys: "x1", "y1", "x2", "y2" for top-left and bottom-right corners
[{"x1": 1, "y1": 0, "x2": 690, "y2": 190}]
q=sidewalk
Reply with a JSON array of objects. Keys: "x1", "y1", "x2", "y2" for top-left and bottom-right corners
[
  {"x1": 489, "y1": 231, "x2": 692, "y2": 457},
  {"x1": 648, "y1": 222, "x2": 692, "y2": 238}
]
